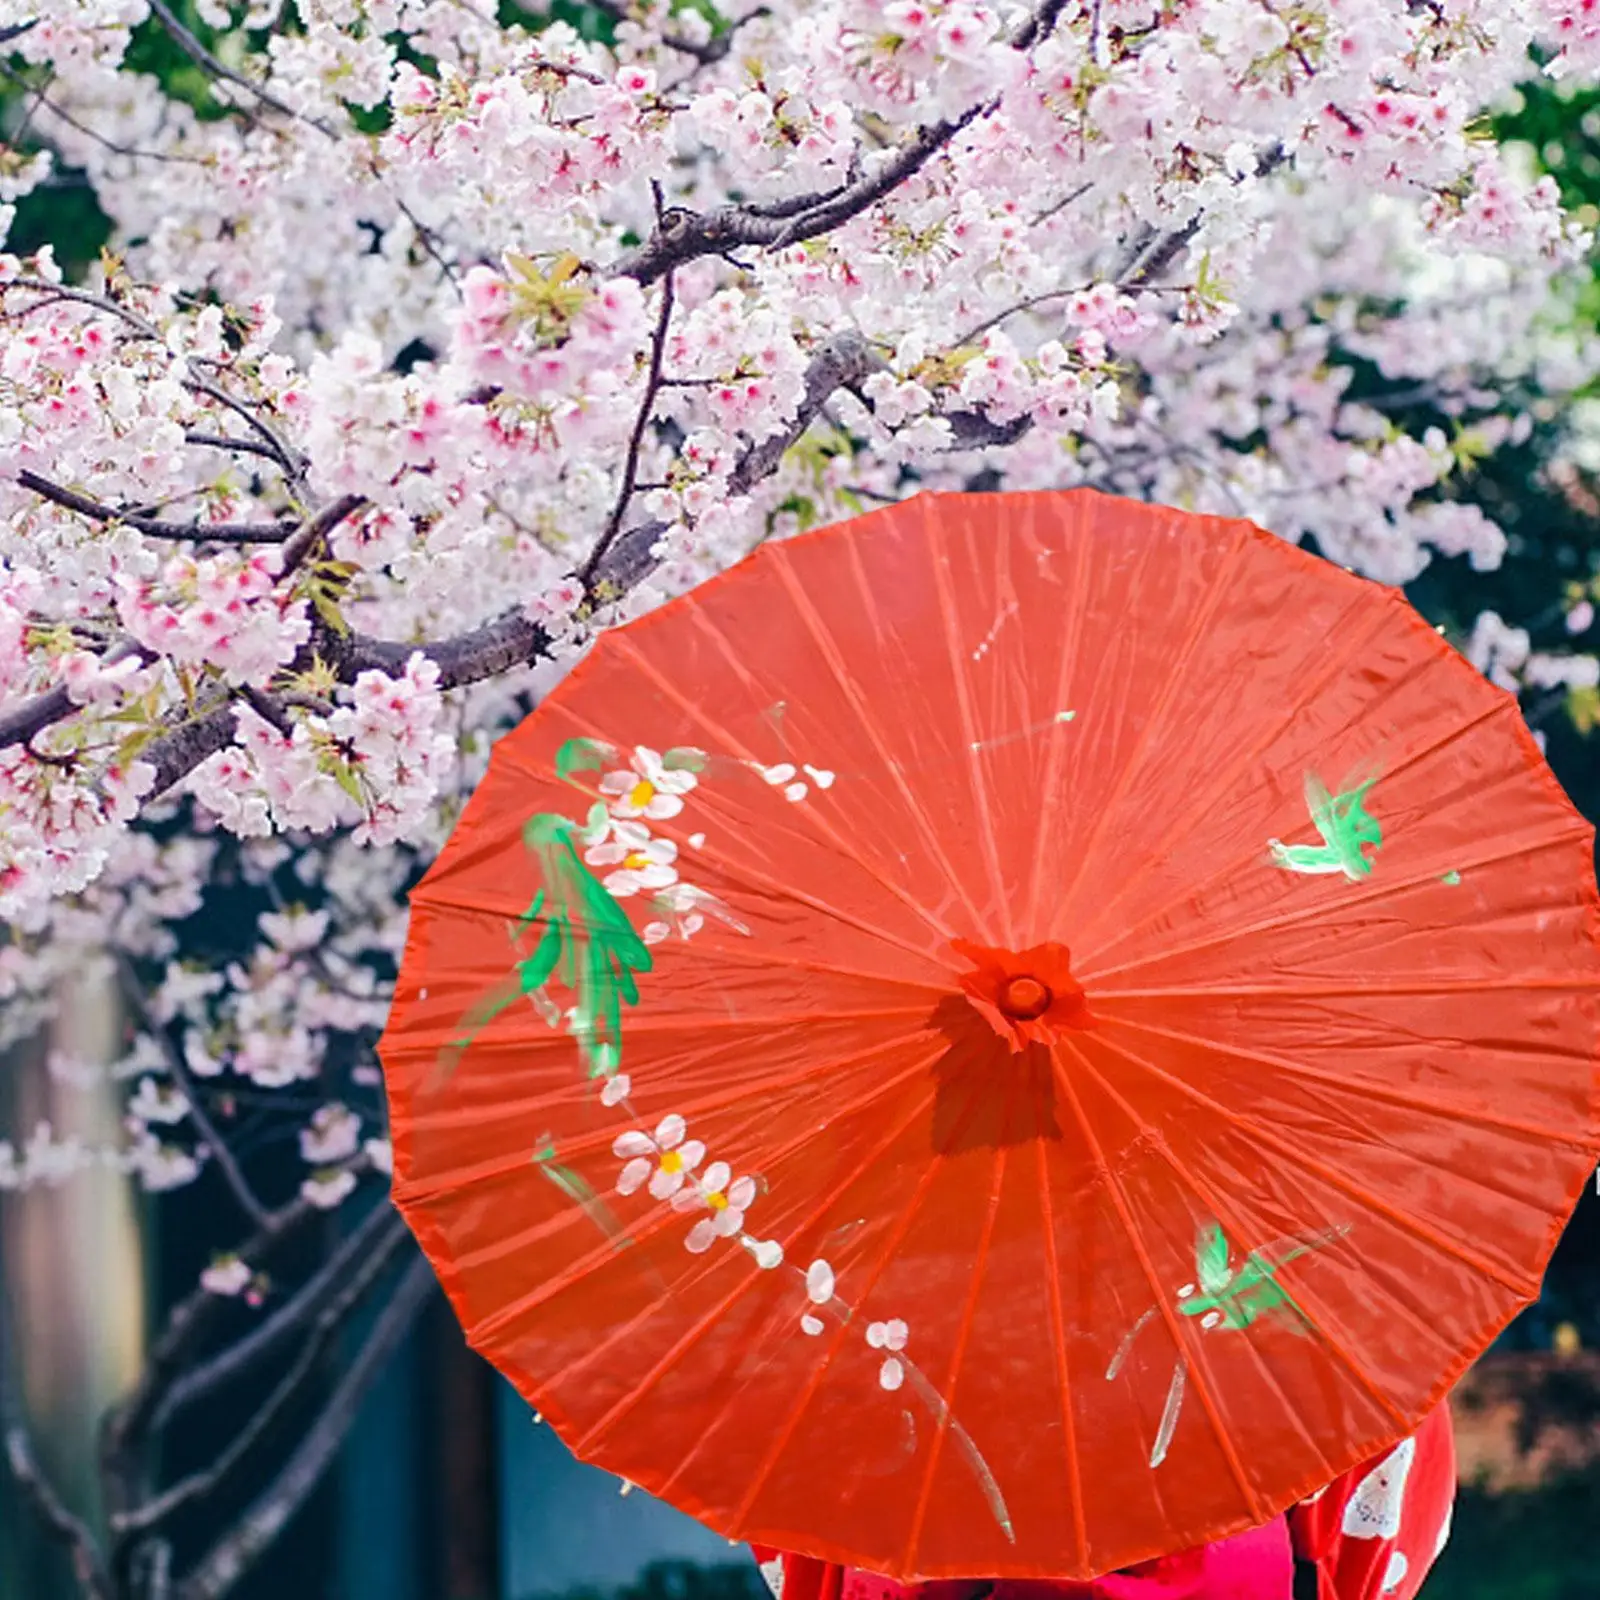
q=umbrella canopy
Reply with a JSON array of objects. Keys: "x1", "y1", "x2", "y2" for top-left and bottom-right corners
[{"x1": 380, "y1": 490, "x2": 1600, "y2": 1581}]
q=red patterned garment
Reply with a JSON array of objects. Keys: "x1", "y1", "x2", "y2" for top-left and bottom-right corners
[
  {"x1": 751, "y1": 1407, "x2": 1455, "y2": 1600},
  {"x1": 1287, "y1": 1405, "x2": 1456, "y2": 1600}
]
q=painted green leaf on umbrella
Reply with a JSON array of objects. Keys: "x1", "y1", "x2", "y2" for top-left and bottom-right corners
[
  {"x1": 556, "y1": 736, "x2": 614, "y2": 783},
  {"x1": 532, "y1": 1133, "x2": 634, "y2": 1249},
  {"x1": 437, "y1": 811, "x2": 652, "y2": 1083}
]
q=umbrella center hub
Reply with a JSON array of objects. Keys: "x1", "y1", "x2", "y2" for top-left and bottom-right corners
[
  {"x1": 999, "y1": 975, "x2": 1052, "y2": 1020},
  {"x1": 951, "y1": 938, "x2": 1091, "y2": 1051}
]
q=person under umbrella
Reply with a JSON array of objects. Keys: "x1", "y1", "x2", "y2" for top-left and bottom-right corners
[{"x1": 753, "y1": 1403, "x2": 1455, "y2": 1600}]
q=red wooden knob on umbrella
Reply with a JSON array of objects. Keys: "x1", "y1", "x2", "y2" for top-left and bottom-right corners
[{"x1": 1001, "y1": 977, "x2": 1050, "y2": 1020}]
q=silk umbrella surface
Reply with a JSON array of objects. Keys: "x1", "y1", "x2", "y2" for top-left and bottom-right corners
[{"x1": 381, "y1": 490, "x2": 1600, "y2": 1581}]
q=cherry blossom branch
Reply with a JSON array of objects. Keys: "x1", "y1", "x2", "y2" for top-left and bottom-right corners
[
  {"x1": 133, "y1": 11, "x2": 459, "y2": 284},
  {"x1": 2, "y1": 1430, "x2": 113, "y2": 1598},
  {"x1": 112, "y1": 1213, "x2": 413, "y2": 1539},
  {"x1": 45, "y1": 11, "x2": 455, "y2": 309},
  {"x1": 304, "y1": 325, "x2": 864, "y2": 679},
  {"x1": 665, "y1": 7, "x2": 772, "y2": 68},
  {"x1": 0, "y1": 492, "x2": 362, "y2": 774},
  {"x1": 1014, "y1": 0, "x2": 1074, "y2": 48},
  {"x1": 182, "y1": 366, "x2": 311, "y2": 495},
  {"x1": 8, "y1": 279, "x2": 166, "y2": 342},
  {"x1": 389, "y1": 192, "x2": 463, "y2": 298},
  {"x1": 99, "y1": 1152, "x2": 375, "y2": 1519},
  {"x1": 1117, "y1": 215, "x2": 1205, "y2": 288},
  {"x1": 929, "y1": 225, "x2": 1219, "y2": 456},
  {"x1": 10, "y1": 58, "x2": 54, "y2": 146},
  {"x1": 328, "y1": 329, "x2": 884, "y2": 692},
  {"x1": 133, "y1": 1538, "x2": 174, "y2": 1600},
  {"x1": 1086, "y1": 0, "x2": 1106, "y2": 58},
  {"x1": 16, "y1": 471, "x2": 298, "y2": 544},
  {"x1": 2, "y1": 1301, "x2": 115, "y2": 1600},
  {"x1": 940, "y1": 410, "x2": 1034, "y2": 450},
  {"x1": 6, "y1": 280, "x2": 311, "y2": 491},
  {"x1": 583, "y1": 270, "x2": 677, "y2": 586},
  {"x1": 0, "y1": 641, "x2": 147, "y2": 751},
  {"x1": 1033, "y1": 182, "x2": 1095, "y2": 225},
  {"x1": 172, "y1": 1258, "x2": 435, "y2": 1600},
  {"x1": 278, "y1": 493, "x2": 368, "y2": 573},
  {"x1": 618, "y1": 104, "x2": 988, "y2": 283},
  {"x1": 953, "y1": 276, "x2": 1188, "y2": 347},
  {"x1": 113, "y1": 959, "x2": 270, "y2": 1229},
  {"x1": 1114, "y1": 143, "x2": 1288, "y2": 286},
  {"x1": 184, "y1": 430, "x2": 292, "y2": 464},
  {"x1": 567, "y1": 0, "x2": 770, "y2": 66},
  {"x1": 95, "y1": 328, "x2": 885, "y2": 807},
  {"x1": 742, "y1": 180, "x2": 854, "y2": 220},
  {"x1": 239, "y1": 685, "x2": 295, "y2": 739},
  {"x1": 0, "y1": 60, "x2": 213, "y2": 167},
  {"x1": 145, "y1": 0, "x2": 329, "y2": 133},
  {"x1": 616, "y1": 0, "x2": 1070, "y2": 284},
  {"x1": 149, "y1": 1196, "x2": 401, "y2": 1433},
  {"x1": 932, "y1": 159, "x2": 1295, "y2": 459},
  {"x1": 727, "y1": 330, "x2": 885, "y2": 494},
  {"x1": 145, "y1": 702, "x2": 244, "y2": 797}
]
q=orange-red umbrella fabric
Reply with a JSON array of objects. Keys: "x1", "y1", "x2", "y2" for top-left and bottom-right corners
[{"x1": 380, "y1": 490, "x2": 1600, "y2": 1582}]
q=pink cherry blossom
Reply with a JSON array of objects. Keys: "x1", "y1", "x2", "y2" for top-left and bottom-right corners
[{"x1": 200, "y1": 1255, "x2": 254, "y2": 1296}]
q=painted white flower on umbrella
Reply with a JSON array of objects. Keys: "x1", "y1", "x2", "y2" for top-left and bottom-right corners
[
  {"x1": 867, "y1": 1318, "x2": 910, "y2": 1390},
  {"x1": 584, "y1": 822, "x2": 678, "y2": 897},
  {"x1": 601, "y1": 747, "x2": 697, "y2": 820},
  {"x1": 641, "y1": 887, "x2": 707, "y2": 945},
  {"x1": 806, "y1": 1259, "x2": 836, "y2": 1304},
  {"x1": 643, "y1": 881, "x2": 749, "y2": 944},
  {"x1": 613, "y1": 1114, "x2": 704, "y2": 1199},
  {"x1": 800, "y1": 1258, "x2": 835, "y2": 1334},
  {"x1": 682, "y1": 1161, "x2": 757, "y2": 1252}
]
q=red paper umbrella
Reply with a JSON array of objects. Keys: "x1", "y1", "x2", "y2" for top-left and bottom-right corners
[{"x1": 380, "y1": 490, "x2": 1600, "y2": 1581}]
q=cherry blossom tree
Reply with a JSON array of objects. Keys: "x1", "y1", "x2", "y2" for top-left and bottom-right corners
[{"x1": 3, "y1": 0, "x2": 1600, "y2": 1595}]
